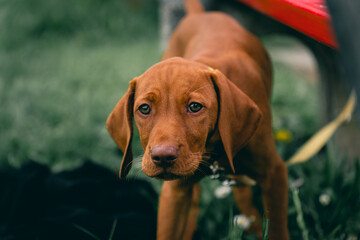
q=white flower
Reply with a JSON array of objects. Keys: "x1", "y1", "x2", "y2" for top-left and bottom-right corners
[
  {"x1": 347, "y1": 235, "x2": 358, "y2": 240},
  {"x1": 214, "y1": 185, "x2": 232, "y2": 199},
  {"x1": 234, "y1": 214, "x2": 251, "y2": 230},
  {"x1": 319, "y1": 193, "x2": 331, "y2": 206}
]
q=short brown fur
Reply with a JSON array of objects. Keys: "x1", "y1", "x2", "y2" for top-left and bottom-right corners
[{"x1": 107, "y1": 0, "x2": 289, "y2": 239}]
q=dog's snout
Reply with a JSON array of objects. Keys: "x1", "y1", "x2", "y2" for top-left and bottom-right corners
[{"x1": 151, "y1": 145, "x2": 178, "y2": 167}]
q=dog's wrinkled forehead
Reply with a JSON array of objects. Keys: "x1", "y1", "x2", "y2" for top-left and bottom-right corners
[{"x1": 135, "y1": 57, "x2": 212, "y2": 93}]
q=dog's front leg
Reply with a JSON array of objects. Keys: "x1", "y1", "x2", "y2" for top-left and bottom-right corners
[
  {"x1": 260, "y1": 160, "x2": 289, "y2": 240},
  {"x1": 157, "y1": 180, "x2": 196, "y2": 240}
]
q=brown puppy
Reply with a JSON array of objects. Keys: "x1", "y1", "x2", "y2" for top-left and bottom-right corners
[{"x1": 107, "y1": 0, "x2": 288, "y2": 239}]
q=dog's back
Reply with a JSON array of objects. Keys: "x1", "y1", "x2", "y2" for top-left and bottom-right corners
[
  {"x1": 184, "y1": 0, "x2": 204, "y2": 14},
  {"x1": 163, "y1": 0, "x2": 272, "y2": 113}
]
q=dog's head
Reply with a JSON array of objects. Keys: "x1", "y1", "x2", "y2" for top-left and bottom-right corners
[{"x1": 107, "y1": 57, "x2": 262, "y2": 180}]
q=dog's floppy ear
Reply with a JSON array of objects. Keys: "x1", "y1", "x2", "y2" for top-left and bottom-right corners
[
  {"x1": 210, "y1": 70, "x2": 262, "y2": 173},
  {"x1": 106, "y1": 79, "x2": 136, "y2": 178}
]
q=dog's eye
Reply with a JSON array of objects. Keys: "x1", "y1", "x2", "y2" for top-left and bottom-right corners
[
  {"x1": 188, "y1": 102, "x2": 203, "y2": 113},
  {"x1": 138, "y1": 104, "x2": 151, "y2": 115}
]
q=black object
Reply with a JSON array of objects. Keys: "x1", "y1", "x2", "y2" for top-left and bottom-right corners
[
  {"x1": 326, "y1": 0, "x2": 360, "y2": 119},
  {"x1": 0, "y1": 161, "x2": 157, "y2": 240}
]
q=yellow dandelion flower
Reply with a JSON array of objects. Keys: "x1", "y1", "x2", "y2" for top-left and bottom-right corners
[{"x1": 275, "y1": 129, "x2": 292, "y2": 143}]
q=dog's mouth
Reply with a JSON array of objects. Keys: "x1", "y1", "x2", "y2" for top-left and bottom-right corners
[
  {"x1": 143, "y1": 167, "x2": 198, "y2": 180},
  {"x1": 154, "y1": 172, "x2": 182, "y2": 180},
  {"x1": 141, "y1": 152, "x2": 204, "y2": 180}
]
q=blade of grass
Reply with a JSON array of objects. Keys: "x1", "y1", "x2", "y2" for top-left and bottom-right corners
[
  {"x1": 307, "y1": 204, "x2": 325, "y2": 239},
  {"x1": 228, "y1": 206, "x2": 234, "y2": 239},
  {"x1": 72, "y1": 223, "x2": 101, "y2": 240},
  {"x1": 327, "y1": 225, "x2": 342, "y2": 239},
  {"x1": 292, "y1": 188, "x2": 309, "y2": 240},
  {"x1": 108, "y1": 218, "x2": 118, "y2": 240},
  {"x1": 262, "y1": 213, "x2": 270, "y2": 240}
]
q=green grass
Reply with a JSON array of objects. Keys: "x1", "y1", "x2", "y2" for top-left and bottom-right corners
[
  {"x1": 0, "y1": 0, "x2": 359, "y2": 239},
  {"x1": 0, "y1": 0, "x2": 158, "y2": 171},
  {"x1": 0, "y1": 37, "x2": 158, "y2": 171}
]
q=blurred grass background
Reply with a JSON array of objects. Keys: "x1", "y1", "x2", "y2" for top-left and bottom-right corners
[
  {"x1": 0, "y1": 0, "x2": 159, "y2": 171},
  {"x1": 0, "y1": 0, "x2": 358, "y2": 239}
]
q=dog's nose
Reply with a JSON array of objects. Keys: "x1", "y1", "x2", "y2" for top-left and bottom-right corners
[{"x1": 151, "y1": 145, "x2": 178, "y2": 167}]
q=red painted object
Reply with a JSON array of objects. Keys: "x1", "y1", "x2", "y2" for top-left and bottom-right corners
[{"x1": 236, "y1": 0, "x2": 338, "y2": 48}]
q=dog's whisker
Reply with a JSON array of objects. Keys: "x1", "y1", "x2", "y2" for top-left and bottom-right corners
[
  {"x1": 198, "y1": 161, "x2": 210, "y2": 168},
  {"x1": 123, "y1": 160, "x2": 134, "y2": 176},
  {"x1": 134, "y1": 155, "x2": 144, "y2": 162},
  {"x1": 132, "y1": 164, "x2": 144, "y2": 178},
  {"x1": 194, "y1": 166, "x2": 207, "y2": 176}
]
